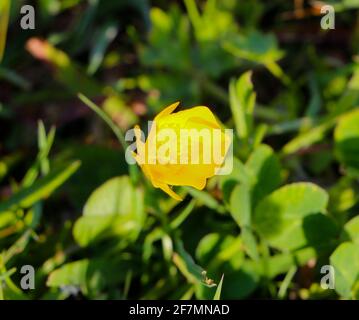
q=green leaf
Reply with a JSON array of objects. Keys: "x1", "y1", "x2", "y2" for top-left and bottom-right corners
[
  {"x1": 245, "y1": 144, "x2": 281, "y2": 205},
  {"x1": 229, "y1": 146, "x2": 282, "y2": 257},
  {"x1": 343, "y1": 216, "x2": 359, "y2": 244},
  {"x1": 230, "y1": 184, "x2": 251, "y2": 227},
  {"x1": 334, "y1": 108, "x2": 359, "y2": 171},
  {"x1": 195, "y1": 258, "x2": 258, "y2": 300},
  {"x1": 0, "y1": 161, "x2": 80, "y2": 213},
  {"x1": 0, "y1": 211, "x2": 17, "y2": 229},
  {"x1": 330, "y1": 242, "x2": 359, "y2": 298},
  {"x1": 241, "y1": 227, "x2": 259, "y2": 261},
  {"x1": 173, "y1": 239, "x2": 216, "y2": 288},
  {"x1": 22, "y1": 121, "x2": 56, "y2": 187},
  {"x1": 229, "y1": 71, "x2": 256, "y2": 141},
  {"x1": 196, "y1": 233, "x2": 243, "y2": 267},
  {"x1": 265, "y1": 248, "x2": 316, "y2": 279},
  {"x1": 213, "y1": 275, "x2": 224, "y2": 300},
  {"x1": 47, "y1": 257, "x2": 135, "y2": 296},
  {"x1": 73, "y1": 176, "x2": 144, "y2": 246},
  {"x1": 224, "y1": 31, "x2": 286, "y2": 81},
  {"x1": 282, "y1": 118, "x2": 336, "y2": 155},
  {"x1": 253, "y1": 183, "x2": 329, "y2": 246},
  {"x1": 267, "y1": 213, "x2": 339, "y2": 251},
  {"x1": 220, "y1": 262, "x2": 259, "y2": 299},
  {"x1": 0, "y1": 0, "x2": 10, "y2": 62},
  {"x1": 329, "y1": 177, "x2": 358, "y2": 213},
  {"x1": 220, "y1": 157, "x2": 249, "y2": 203}
]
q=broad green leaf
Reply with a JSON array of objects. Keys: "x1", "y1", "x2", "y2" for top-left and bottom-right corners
[
  {"x1": 73, "y1": 215, "x2": 138, "y2": 247},
  {"x1": 0, "y1": 161, "x2": 80, "y2": 213},
  {"x1": 195, "y1": 258, "x2": 258, "y2": 300},
  {"x1": 47, "y1": 260, "x2": 89, "y2": 291},
  {"x1": 84, "y1": 176, "x2": 137, "y2": 217},
  {"x1": 173, "y1": 239, "x2": 216, "y2": 288},
  {"x1": 195, "y1": 234, "x2": 253, "y2": 299},
  {"x1": 47, "y1": 257, "x2": 135, "y2": 296},
  {"x1": 253, "y1": 183, "x2": 329, "y2": 245},
  {"x1": 230, "y1": 184, "x2": 251, "y2": 227},
  {"x1": 54, "y1": 144, "x2": 128, "y2": 207},
  {"x1": 196, "y1": 233, "x2": 243, "y2": 268},
  {"x1": 73, "y1": 176, "x2": 145, "y2": 246},
  {"x1": 343, "y1": 216, "x2": 359, "y2": 244},
  {"x1": 220, "y1": 157, "x2": 249, "y2": 203},
  {"x1": 330, "y1": 242, "x2": 359, "y2": 298},
  {"x1": 245, "y1": 144, "x2": 281, "y2": 205},
  {"x1": 334, "y1": 108, "x2": 359, "y2": 171},
  {"x1": 265, "y1": 247, "x2": 316, "y2": 279},
  {"x1": 266, "y1": 213, "x2": 339, "y2": 251},
  {"x1": 220, "y1": 263, "x2": 259, "y2": 299},
  {"x1": 329, "y1": 177, "x2": 358, "y2": 213},
  {"x1": 241, "y1": 227, "x2": 259, "y2": 261},
  {"x1": 336, "y1": 61, "x2": 359, "y2": 112}
]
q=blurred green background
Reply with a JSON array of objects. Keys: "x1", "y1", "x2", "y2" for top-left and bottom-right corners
[{"x1": 0, "y1": 0, "x2": 359, "y2": 300}]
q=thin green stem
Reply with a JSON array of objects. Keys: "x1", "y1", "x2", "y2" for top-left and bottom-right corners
[
  {"x1": 0, "y1": 281, "x2": 3, "y2": 300},
  {"x1": 278, "y1": 266, "x2": 297, "y2": 299},
  {"x1": 183, "y1": 0, "x2": 201, "y2": 35},
  {"x1": 78, "y1": 93, "x2": 139, "y2": 183},
  {"x1": 78, "y1": 93, "x2": 127, "y2": 150}
]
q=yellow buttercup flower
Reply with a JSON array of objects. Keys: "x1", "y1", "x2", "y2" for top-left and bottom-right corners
[{"x1": 132, "y1": 102, "x2": 231, "y2": 201}]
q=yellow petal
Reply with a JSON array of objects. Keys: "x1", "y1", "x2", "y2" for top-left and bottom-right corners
[
  {"x1": 154, "y1": 101, "x2": 180, "y2": 121},
  {"x1": 185, "y1": 106, "x2": 220, "y2": 129},
  {"x1": 157, "y1": 181, "x2": 183, "y2": 201},
  {"x1": 150, "y1": 164, "x2": 211, "y2": 189}
]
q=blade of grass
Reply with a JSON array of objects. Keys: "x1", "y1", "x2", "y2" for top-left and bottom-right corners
[
  {"x1": 278, "y1": 266, "x2": 297, "y2": 299},
  {"x1": 78, "y1": 93, "x2": 126, "y2": 149},
  {"x1": 170, "y1": 199, "x2": 196, "y2": 229},
  {"x1": 0, "y1": 161, "x2": 81, "y2": 213},
  {"x1": 213, "y1": 274, "x2": 224, "y2": 300},
  {"x1": 22, "y1": 121, "x2": 56, "y2": 187},
  {"x1": 0, "y1": 0, "x2": 10, "y2": 62}
]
